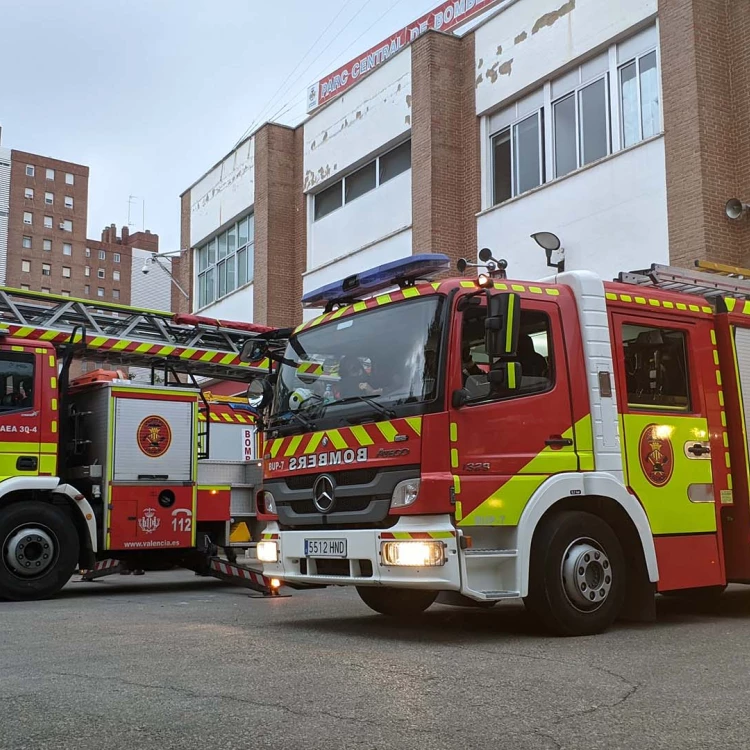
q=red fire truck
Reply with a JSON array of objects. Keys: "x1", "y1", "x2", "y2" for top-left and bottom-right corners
[
  {"x1": 0, "y1": 287, "x2": 282, "y2": 601},
  {"x1": 251, "y1": 253, "x2": 750, "y2": 635}
]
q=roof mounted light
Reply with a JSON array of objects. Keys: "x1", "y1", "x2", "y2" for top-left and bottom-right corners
[{"x1": 301, "y1": 254, "x2": 450, "y2": 310}]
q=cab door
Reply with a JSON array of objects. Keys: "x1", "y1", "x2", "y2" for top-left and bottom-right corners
[
  {"x1": 610, "y1": 311, "x2": 724, "y2": 590},
  {"x1": 0, "y1": 347, "x2": 44, "y2": 480},
  {"x1": 450, "y1": 297, "x2": 577, "y2": 528}
]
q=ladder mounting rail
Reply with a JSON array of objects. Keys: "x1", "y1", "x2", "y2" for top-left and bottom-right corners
[{"x1": 618, "y1": 262, "x2": 750, "y2": 301}]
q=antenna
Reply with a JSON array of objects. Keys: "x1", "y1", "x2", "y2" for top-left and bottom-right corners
[{"x1": 128, "y1": 195, "x2": 146, "y2": 231}]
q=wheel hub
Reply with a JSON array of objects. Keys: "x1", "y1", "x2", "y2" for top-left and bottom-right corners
[
  {"x1": 561, "y1": 538, "x2": 612, "y2": 612},
  {"x1": 4, "y1": 527, "x2": 57, "y2": 577}
]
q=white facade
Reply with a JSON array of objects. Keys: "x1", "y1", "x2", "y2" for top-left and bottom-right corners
[
  {"x1": 304, "y1": 47, "x2": 413, "y2": 302},
  {"x1": 0, "y1": 146, "x2": 10, "y2": 286}
]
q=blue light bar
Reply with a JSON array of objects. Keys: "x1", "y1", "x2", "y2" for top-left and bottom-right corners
[{"x1": 302, "y1": 253, "x2": 450, "y2": 309}]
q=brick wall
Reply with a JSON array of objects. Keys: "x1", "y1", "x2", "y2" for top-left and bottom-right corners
[
  {"x1": 8, "y1": 151, "x2": 89, "y2": 294},
  {"x1": 660, "y1": 0, "x2": 750, "y2": 268},
  {"x1": 411, "y1": 31, "x2": 480, "y2": 273},
  {"x1": 173, "y1": 192, "x2": 193, "y2": 314},
  {"x1": 253, "y1": 123, "x2": 304, "y2": 328}
]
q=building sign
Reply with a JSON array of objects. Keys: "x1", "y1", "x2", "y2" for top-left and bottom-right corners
[
  {"x1": 243, "y1": 428, "x2": 255, "y2": 461},
  {"x1": 307, "y1": 0, "x2": 504, "y2": 113}
]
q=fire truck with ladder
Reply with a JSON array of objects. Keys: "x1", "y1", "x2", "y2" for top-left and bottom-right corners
[
  {"x1": 249, "y1": 252, "x2": 750, "y2": 635},
  {"x1": 0, "y1": 287, "x2": 284, "y2": 601}
]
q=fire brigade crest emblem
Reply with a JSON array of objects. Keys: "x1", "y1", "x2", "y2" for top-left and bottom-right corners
[
  {"x1": 138, "y1": 507, "x2": 160, "y2": 534},
  {"x1": 639, "y1": 424, "x2": 674, "y2": 487},
  {"x1": 137, "y1": 415, "x2": 172, "y2": 458}
]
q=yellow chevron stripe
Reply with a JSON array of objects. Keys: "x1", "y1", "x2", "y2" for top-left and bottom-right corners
[
  {"x1": 402, "y1": 287, "x2": 421, "y2": 299},
  {"x1": 269, "y1": 438, "x2": 283, "y2": 458},
  {"x1": 350, "y1": 425, "x2": 374, "y2": 446},
  {"x1": 376, "y1": 421, "x2": 398, "y2": 442},
  {"x1": 405, "y1": 417, "x2": 422, "y2": 436},
  {"x1": 376, "y1": 293, "x2": 392, "y2": 305},
  {"x1": 221, "y1": 413, "x2": 233, "y2": 422},
  {"x1": 428, "y1": 532, "x2": 454, "y2": 539},
  {"x1": 304, "y1": 432, "x2": 324, "y2": 454},
  {"x1": 326, "y1": 429, "x2": 347, "y2": 450},
  {"x1": 284, "y1": 435, "x2": 303, "y2": 457}
]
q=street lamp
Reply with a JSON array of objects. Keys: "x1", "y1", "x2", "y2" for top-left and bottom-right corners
[
  {"x1": 142, "y1": 249, "x2": 189, "y2": 299},
  {"x1": 531, "y1": 232, "x2": 565, "y2": 273}
]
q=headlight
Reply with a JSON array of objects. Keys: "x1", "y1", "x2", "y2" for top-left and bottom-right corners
[
  {"x1": 257, "y1": 541, "x2": 279, "y2": 563},
  {"x1": 259, "y1": 491, "x2": 276, "y2": 515},
  {"x1": 390, "y1": 478, "x2": 421, "y2": 509},
  {"x1": 381, "y1": 540, "x2": 445, "y2": 567}
]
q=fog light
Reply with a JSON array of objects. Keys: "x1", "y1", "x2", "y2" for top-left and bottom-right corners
[
  {"x1": 257, "y1": 540, "x2": 278, "y2": 563},
  {"x1": 381, "y1": 540, "x2": 445, "y2": 567},
  {"x1": 391, "y1": 478, "x2": 421, "y2": 509}
]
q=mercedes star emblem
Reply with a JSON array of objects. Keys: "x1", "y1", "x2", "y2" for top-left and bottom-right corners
[{"x1": 312, "y1": 474, "x2": 336, "y2": 514}]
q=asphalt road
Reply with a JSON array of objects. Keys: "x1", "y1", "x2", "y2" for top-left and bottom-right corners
[{"x1": 2, "y1": 572, "x2": 750, "y2": 750}]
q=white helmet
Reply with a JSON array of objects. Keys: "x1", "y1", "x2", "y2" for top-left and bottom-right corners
[{"x1": 289, "y1": 388, "x2": 314, "y2": 411}]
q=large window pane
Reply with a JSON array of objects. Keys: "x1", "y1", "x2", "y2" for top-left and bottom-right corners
[
  {"x1": 553, "y1": 94, "x2": 577, "y2": 177},
  {"x1": 218, "y1": 260, "x2": 227, "y2": 298},
  {"x1": 247, "y1": 214, "x2": 255, "y2": 245},
  {"x1": 227, "y1": 255, "x2": 235, "y2": 293},
  {"x1": 207, "y1": 239, "x2": 216, "y2": 265},
  {"x1": 198, "y1": 273, "x2": 206, "y2": 308},
  {"x1": 514, "y1": 114, "x2": 541, "y2": 195},
  {"x1": 227, "y1": 224, "x2": 237, "y2": 256},
  {"x1": 247, "y1": 246, "x2": 254, "y2": 282},
  {"x1": 197, "y1": 247, "x2": 208, "y2": 273},
  {"x1": 345, "y1": 161, "x2": 376, "y2": 203},
  {"x1": 492, "y1": 129, "x2": 512, "y2": 204},
  {"x1": 218, "y1": 232, "x2": 227, "y2": 260},
  {"x1": 379, "y1": 141, "x2": 411, "y2": 183},
  {"x1": 238, "y1": 218, "x2": 248, "y2": 248},
  {"x1": 579, "y1": 77, "x2": 609, "y2": 165},
  {"x1": 205, "y1": 267, "x2": 215, "y2": 304},
  {"x1": 314, "y1": 181, "x2": 343, "y2": 220},
  {"x1": 620, "y1": 61, "x2": 639, "y2": 148},
  {"x1": 238, "y1": 248, "x2": 247, "y2": 286},
  {"x1": 639, "y1": 51, "x2": 660, "y2": 139}
]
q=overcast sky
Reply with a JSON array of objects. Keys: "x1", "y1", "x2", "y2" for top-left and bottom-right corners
[{"x1": 0, "y1": 0, "x2": 440, "y2": 250}]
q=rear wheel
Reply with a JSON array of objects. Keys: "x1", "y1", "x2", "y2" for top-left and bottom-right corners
[
  {"x1": 525, "y1": 511, "x2": 626, "y2": 636},
  {"x1": 356, "y1": 586, "x2": 437, "y2": 617},
  {"x1": 0, "y1": 501, "x2": 80, "y2": 601}
]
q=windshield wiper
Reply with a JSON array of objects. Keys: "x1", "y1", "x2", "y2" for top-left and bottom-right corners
[{"x1": 318, "y1": 394, "x2": 396, "y2": 421}]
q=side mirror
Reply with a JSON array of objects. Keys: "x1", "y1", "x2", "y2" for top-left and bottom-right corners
[
  {"x1": 247, "y1": 378, "x2": 273, "y2": 411},
  {"x1": 452, "y1": 388, "x2": 470, "y2": 409},
  {"x1": 485, "y1": 292, "x2": 520, "y2": 360},
  {"x1": 488, "y1": 362, "x2": 522, "y2": 392},
  {"x1": 241, "y1": 339, "x2": 268, "y2": 363}
]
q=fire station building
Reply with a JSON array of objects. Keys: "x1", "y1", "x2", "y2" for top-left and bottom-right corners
[{"x1": 179, "y1": 0, "x2": 750, "y2": 330}]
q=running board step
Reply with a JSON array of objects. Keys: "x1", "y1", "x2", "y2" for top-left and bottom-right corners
[
  {"x1": 479, "y1": 590, "x2": 521, "y2": 600},
  {"x1": 464, "y1": 548, "x2": 517, "y2": 558}
]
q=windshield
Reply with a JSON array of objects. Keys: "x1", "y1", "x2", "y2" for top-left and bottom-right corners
[{"x1": 271, "y1": 296, "x2": 444, "y2": 431}]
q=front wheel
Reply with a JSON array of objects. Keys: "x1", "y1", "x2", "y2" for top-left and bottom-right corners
[
  {"x1": 525, "y1": 511, "x2": 626, "y2": 636},
  {"x1": 0, "y1": 501, "x2": 80, "y2": 601},
  {"x1": 356, "y1": 586, "x2": 437, "y2": 617}
]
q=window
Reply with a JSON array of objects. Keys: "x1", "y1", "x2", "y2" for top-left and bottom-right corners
[
  {"x1": 196, "y1": 214, "x2": 254, "y2": 308},
  {"x1": 97, "y1": 287, "x2": 104, "y2": 298},
  {"x1": 62, "y1": 220, "x2": 72, "y2": 232},
  {"x1": 492, "y1": 129, "x2": 512, "y2": 203},
  {"x1": 41, "y1": 287, "x2": 50, "y2": 294},
  {"x1": 98, "y1": 250, "x2": 105, "y2": 260},
  {"x1": 23, "y1": 212, "x2": 32, "y2": 225},
  {"x1": 314, "y1": 140, "x2": 413, "y2": 220},
  {"x1": 62, "y1": 291, "x2": 70, "y2": 297},
  {"x1": 43, "y1": 239, "x2": 51, "y2": 252},
  {"x1": 84, "y1": 284, "x2": 90, "y2": 295},
  {"x1": 314, "y1": 182, "x2": 343, "y2": 220},
  {"x1": 345, "y1": 161, "x2": 376, "y2": 203},
  {"x1": 460, "y1": 309, "x2": 553, "y2": 401},
  {"x1": 491, "y1": 111, "x2": 543, "y2": 203},
  {"x1": 22, "y1": 236, "x2": 32, "y2": 249},
  {"x1": 97, "y1": 269, "x2": 105, "y2": 279},
  {"x1": 24, "y1": 188, "x2": 33, "y2": 200},
  {"x1": 621, "y1": 324, "x2": 690, "y2": 410},
  {"x1": 379, "y1": 140, "x2": 411, "y2": 184},
  {"x1": 45, "y1": 192, "x2": 54, "y2": 205},
  {"x1": 113, "y1": 253, "x2": 120, "y2": 263},
  {"x1": 62, "y1": 267, "x2": 71, "y2": 278},
  {"x1": 113, "y1": 270, "x2": 120, "y2": 281},
  {"x1": 85, "y1": 266, "x2": 91, "y2": 277},
  {"x1": 64, "y1": 196, "x2": 73, "y2": 209},
  {"x1": 44, "y1": 216, "x2": 53, "y2": 229},
  {"x1": 21, "y1": 261, "x2": 30, "y2": 273},
  {"x1": 113, "y1": 289, "x2": 120, "y2": 300},
  {"x1": 21, "y1": 285, "x2": 29, "y2": 291},
  {"x1": 25, "y1": 165, "x2": 34, "y2": 177},
  {"x1": 85, "y1": 247, "x2": 91, "y2": 258},
  {"x1": 620, "y1": 50, "x2": 660, "y2": 148},
  {"x1": 578, "y1": 77, "x2": 609, "y2": 166},
  {"x1": 65, "y1": 173, "x2": 74, "y2": 185},
  {"x1": 63, "y1": 243, "x2": 72, "y2": 256},
  {"x1": 42, "y1": 263, "x2": 51, "y2": 276},
  {"x1": 46, "y1": 168, "x2": 55, "y2": 180},
  {"x1": 0, "y1": 351, "x2": 35, "y2": 411}
]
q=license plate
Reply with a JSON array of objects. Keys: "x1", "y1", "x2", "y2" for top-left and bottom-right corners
[{"x1": 304, "y1": 539, "x2": 347, "y2": 558}]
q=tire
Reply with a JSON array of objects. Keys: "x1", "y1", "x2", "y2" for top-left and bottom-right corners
[
  {"x1": 0, "y1": 501, "x2": 80, "y2": 601},
  {"x1": 525, "y1": 511, "x2": 626, "y2": 636},
  {"x1": 662, "y1": 585, "x2": 727, "y2": 601},
  {"x1": 356, "y1": 586, "x2": 437, "y2": 617}
]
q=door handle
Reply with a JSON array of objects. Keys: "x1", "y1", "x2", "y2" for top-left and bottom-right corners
[
  {"x1": 16, "y1": 456, "x2": 38, "y2": 471},
  {"x1": 545, "y1": 436, "x2": 573, "y2": 448},
  {"x1": 687, "y1": 443, "x2": 711, "y2": 457}
]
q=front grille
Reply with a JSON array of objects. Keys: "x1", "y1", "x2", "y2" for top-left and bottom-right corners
[
  {"x1": 287, "y1": 496, "x2": 372, "y2": 515},
  {"x1": 299, "y1": 559, "x2": 374, "y2": 577},
  {"x1": 284, "y1": 468, "x2": 378, "y2": 491}
]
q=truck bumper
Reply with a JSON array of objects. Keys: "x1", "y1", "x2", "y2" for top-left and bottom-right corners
[{"x1": 261, "y1": 515, "x2": 461, "y2": 590}]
